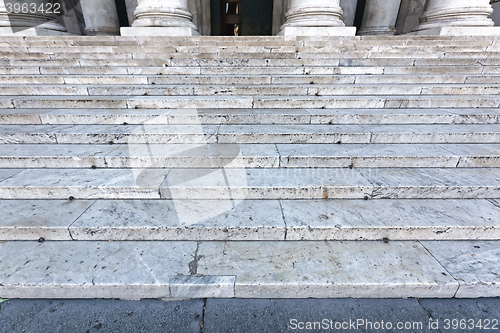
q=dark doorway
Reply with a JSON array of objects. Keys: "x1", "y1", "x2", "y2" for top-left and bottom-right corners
[
  {"x1": 211, "y1": 0, "x2": 273, "y2": 36},
  {"x1": 115, "y1": 0, "x2": 130, "y2": 27}
]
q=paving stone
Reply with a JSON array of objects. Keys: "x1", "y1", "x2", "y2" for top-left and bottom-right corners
[
  {"x1": 0, "y1": 199, "x2": 94, "y2": 240},
  {"x1": 281, "y1": 199, "x2": 500, "y2": 241},
  {"x1": 420, "y1": 241, "x2": 500, "y2": 298},
  {"x1": 69, "y1": 199, "x2": 285, "y2": 241},
  {"x1": 196, "y1": 241, "x2": 458, "y2": 298}
]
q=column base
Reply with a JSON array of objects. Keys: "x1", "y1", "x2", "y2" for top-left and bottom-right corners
[
  {"x1": 409, "y1": 27, "x2": 500, "y2": 36},
  {"x1": 278, "y1": 26, "x2": 356, "y2": 37},
  {"x1": 120, "y1": 27, "x2": 200, "y2": 36},
  {"x1": 0, "y1": 27, "x2": 73, "y2": 36}
]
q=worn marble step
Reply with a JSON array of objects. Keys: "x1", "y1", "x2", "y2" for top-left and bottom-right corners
[
  {"x1": 1, "y1": 124, "x2": 499, "y2": 144},
  {"x1": 2, "y1": 65, "x2": 498, "y2": 76},
  {"x1": 0, "y1": 143, "x2": 498, "y2": 169},
  {"x1": 4, "y1": 74, "x2": 500, "y2": 85},
  {"x1": 1, "y1": 198, "x2": 499, "y2": 242},
  {"x1": 1, "y1": 84, "x2": 499, "y2": 97},
  {"x1": 1, "y1": 57, "x2": 499, "y2": 68},
  {"x1": 3, "y1": 51, "x2": 500, "y2": 62},
  {"x1": 0, "y1": 167, "x2": 499, "y2": 200},
  {"x1": 1, "y1": 108, "x2": 499, "y2": 125},
  {"x1": 1, "y1": 95, "x2": 499, "y2": 109},
  {"x1": 0, "y1": 239, "x2": 498, "y2": 298}
]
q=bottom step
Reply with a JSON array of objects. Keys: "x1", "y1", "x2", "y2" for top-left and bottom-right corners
[{"x1": 0, "y1": 240, "x2": 498, "y2": 299}]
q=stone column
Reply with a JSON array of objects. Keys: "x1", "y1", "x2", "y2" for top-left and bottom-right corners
[
  {"x1": 0, "y1": 0, "x2": 67, "y2": 35},
  {"x1": 279, "y1": 0, "x2": 356, "y2": 36},
  {"x1": 359, "y1": 0, "x2": 402, "y2": 35},
  {"x1": 120, "y1": 0, "x2": 199, "y2": 36},
  {"x1": 340, "y1": 0, "x2": 358, "y2": 27},
  {"x1": 80, "y1": 0, "x2": 120, "y2": 35},
  {"x1": 413, "y1": 0, "x2": 500, "y2": 35}
]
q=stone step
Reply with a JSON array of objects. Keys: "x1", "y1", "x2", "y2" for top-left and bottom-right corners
[
  {"x1": 1, "y1": 124, "x2": 499, "y2": 144},
  {"x1": 1, "y1": 95, "x2": 499, "y2": 109},
  {"x1": 1, "y1": 198, "x2": 499, "y2": 242},
  {"x1": 2, "y1": 74, "x2": 500, "y2": 85},
  {"x1": 0, "y1": 167, "x2": 498, "y2": 200},
  {"x1": 2, "y1": 50, "x2": 500, "y2": 60},
  {"x1": 1, "y1": 57, "x2": 499, "y2": 68},
  {"x1": 0, "y1": 239, "x2": 498, "y2": 298},
  {"x1": 1, "y1": 84, "x2": 499, "y2": 96},
  {"x1": 0, "y1": 143, "x2": 498, "y2": 169},
  {"x1": 2, "y1": 108, "x2": 498, "y2": 125},
  {"x1": 2, "y1": 65, "x2": 497, "y2": 75}
]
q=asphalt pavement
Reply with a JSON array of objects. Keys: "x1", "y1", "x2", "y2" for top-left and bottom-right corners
[{"x1": 0, "y1": 298, "x2": 499, "y2": 333}]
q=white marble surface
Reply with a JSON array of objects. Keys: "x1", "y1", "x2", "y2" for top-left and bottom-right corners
[
  {"x1": 0, "y1": 144, "x2": 120, "y2": 168},
  {"x1": 169, "y1": 275, "x2": 235, "y2": 298},
  {"x1": 421, "y1": 241, "x2": 500, "y2": 298},
  {"x1": 197, "y1": 241, "x2": 458, "y2": 298},
  {"x1": 359, "y1": 168, "x2": 500, "y2": 199},
  {"x1": 361, "y1": 124, "x2": 500, "y2": 144},
  {"x1": 281, "y1": 199, "x2": 500, "y2": 240},
  {"x1": 160, "y1": 168, "x2": 373, "y2": 200},
  {"x1": 0, "y1": 199, "x2": 94, "y2": 240},
  {"x1": 106, "y1": 144, "x2": 279, "y2": 168},
  {"x1": 217, "y1": 125, "x2": 371, "y2": 144},
  {"x1": 0, "y1": 241, "x2": 196, "y2": 299},
  {"x1": 276, "y1": 143, "x2": 461, "y2": 168},
  {"x1": 70, "y1": 199, "x2": 285, "y2": 241},
  {"x1": 0, "y1": 169, "x2": 166, "y2": 199}
]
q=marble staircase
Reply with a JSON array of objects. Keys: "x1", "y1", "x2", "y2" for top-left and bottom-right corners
[{"x1": 0, "y1": 36, "x2": 499, "y2": 299}]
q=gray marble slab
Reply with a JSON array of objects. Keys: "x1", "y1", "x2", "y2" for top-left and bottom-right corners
[
  {"x1": 70, "y1": 200, "x2": 285, "y2": 241},
  {"x1": 420, "y1": 241, "x2": 500, "y2": 298},
  {"x1": 0, "y1": 199, "x2": 94, "y2": 240},
  {"x1": 0, "y1": 144, "x2": 120, "y2": 168},
  {"x1": 197, "y1": 241, "x2": 458, "y2": 298},
  {"x1": 106, "y1": 144, "x2": 279, "y2": 169},
  {"x1": 0, "y1": 169, "x2": 24, "y2": 182},
  {"x1": 277, "y1": 144, "x2": 461, "y2": 168},
  {"x1": 359, "y1": 168, "x2": 500, "y2": 199},
  {"x1": 361, "y1": 124, "x2": 500, "y2": 144},
  {"x1": 0, "y1": 169, "x2": 166, "y2": 199},
  {"x1": 170, "y1": 275, "x2": 235, "y2": 298},
  {"x1": 0, "y1": 241, "x2": 196, "y2": 299},
  {"x1": 217, "y1": 124, "x2": 371, "y2": 144},
  {"x1": 281, "y1": 199, "x2": 500, "y2": 241},
  {"x1": 160, "y1": 168, "x2": 373, "y2": 200}
]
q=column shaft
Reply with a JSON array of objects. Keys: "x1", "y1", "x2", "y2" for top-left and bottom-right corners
[
  {"x1": 121, "y1": 0, "x2": 198, "y2": 36},
  {"x1": 81, "y1": 0, "x2": 120, "y2": 35},
  {"x1": 279, "y1": 0, "x2": 356, "y2": 36},
  {"x1": 359, "y1": 0, "x2": 402, "y2": 35},
  {"x1": 413, "y1": 0, "x2": 499, "y2": 35}
]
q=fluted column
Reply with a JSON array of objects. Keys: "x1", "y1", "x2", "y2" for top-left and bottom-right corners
[
  {"x1": 0, "y1": 0, "x2": 67, "y2": 35},
  {"x1": 121, "y1": 0, "x2": 199, "y2": 36},
  {"x1": 81, "y1": 0, "x2": 120, "y2": 35},
  {"x1": 359, "y1": 0, "x2": 402, "y2": 35},
  {"x1": 279, "y1": 0, "x2": 356, "y2": 36},
  {"x1": 413, "y1": 0, "x2": 500, "y2": 35}
]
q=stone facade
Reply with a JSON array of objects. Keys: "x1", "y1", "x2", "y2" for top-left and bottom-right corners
[{"x1": 0, "y1": 0, "x2": 499, "y2": 36}]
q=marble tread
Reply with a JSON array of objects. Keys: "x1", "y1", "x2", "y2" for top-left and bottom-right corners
[
  {"x1": 0, "y1": 239, "x2": 483, "y2": 299},
  {"x1": 0, "y1": 199, "x2": 499, "y2": 242},
  {"x1": 1, "y1": 124, "x2": 500, "y2": 144},
  {"x1": 1, "y1": 143, "x2": 500, "y2": 169},
  {"x1": 1, "y1": 108, "x2": 500, "y2": 125},
  {"x1": 0, "y1": 168, "x2": 499, "y2": 200},
  {"x1": 1, "y1": 95, "x2": 499, "y2": 110}
]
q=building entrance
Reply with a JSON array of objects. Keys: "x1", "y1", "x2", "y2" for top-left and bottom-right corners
[{"x1": 211, "y1": 0, "x2": 274, "y2": 36}]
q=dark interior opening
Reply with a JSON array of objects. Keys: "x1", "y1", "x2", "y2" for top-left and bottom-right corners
[
  {"x1": 115, "y1": 0, "x2": 130, "y2": 27},
  {"x1": 212, "y1": 0, "x2": 273, "y2": 36}
]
